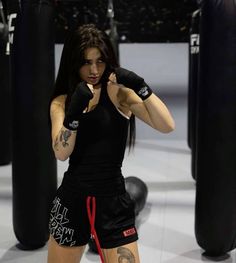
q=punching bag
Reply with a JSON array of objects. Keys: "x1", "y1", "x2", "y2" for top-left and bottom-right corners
[
  {"x1": 125, "y1": 176, "x2": 148, "y2": 216},
  {"x1": 10, "y1": 0, "x2": 57, "y2": 249},
  {"x1": 195, "y1": 0, "x2": 236, "y2": 257},
  {"x1": 0, "y1": 0, "x2": 11, "y2": 165},
  {"x1": 188, "y1": 9, "x2": 201, "y2": 180},
  {"x1": 187, "y1": 9, "x2": 200, "y2": 150}
]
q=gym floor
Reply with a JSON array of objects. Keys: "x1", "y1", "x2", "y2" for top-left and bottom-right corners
[{"x1": 1, "y1": 95, "x2": 235, "y2": 263}]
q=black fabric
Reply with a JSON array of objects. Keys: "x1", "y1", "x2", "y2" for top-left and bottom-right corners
[
  {"x1": 63, "y1": 84, "x2": 129, "y2": 196},
  {"x1": 49, "y1": 185, "x2": 138, "y2": 248}
]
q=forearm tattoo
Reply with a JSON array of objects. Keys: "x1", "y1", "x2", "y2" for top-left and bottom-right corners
[
  {"x1": 54, "y1": 136, "x2": 59, "y2": 150},
  {"x1": 59, "y1": 129, "x2": 72, "y2": 147},
  {"x1": 117, "y1": 247, "x2": 135, "y2": 263}
]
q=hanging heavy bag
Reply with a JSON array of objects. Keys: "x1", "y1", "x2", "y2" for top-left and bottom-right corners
[
  {"x1": 10, "y1": 0, "x2": 57, "y2": 249},
  {"x1": 0, "y1": 1, "x2": 11, "y2": 165},
  {"x1": 187, "y1": 8, "x2": 200, "y2": 151},
  {"x1": 195, "y1": 0, "x2": 236, "y2": 258},
  {"x1": 187, "y1": 9, "x2": 201, "y2": 180}
]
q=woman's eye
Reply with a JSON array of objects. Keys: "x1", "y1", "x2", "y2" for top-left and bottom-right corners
[{"x1": 97, "y1": 60, "x2": 104, "y2": 64}]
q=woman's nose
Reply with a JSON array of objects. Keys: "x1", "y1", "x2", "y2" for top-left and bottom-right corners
[{"x1": 90, "y1": 63, "x2": 98, "y2": 74}]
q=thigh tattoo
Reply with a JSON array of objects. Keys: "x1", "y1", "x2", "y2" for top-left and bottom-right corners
[{"x1": 117, "y1": 247, "x2": 135, "y2": 263}]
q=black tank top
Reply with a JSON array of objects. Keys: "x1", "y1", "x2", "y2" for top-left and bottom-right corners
[{"x1": 62, "y1": 85, "x2": 129, "y2": 196}]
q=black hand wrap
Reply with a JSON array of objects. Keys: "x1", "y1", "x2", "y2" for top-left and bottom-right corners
[
  {"x1": 63, "y1": 82, "x2": 93, "y2": 130},
  {"x1": 115, "y1": 67, "x2": 153, "y2": 100}
]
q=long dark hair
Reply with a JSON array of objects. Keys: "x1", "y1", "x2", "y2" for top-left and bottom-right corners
[{"x1": 52, "y1": 24, "x2": 135, "y2": 148}]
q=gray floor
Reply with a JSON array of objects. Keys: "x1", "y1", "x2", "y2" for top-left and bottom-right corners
[{"x1": 0, "y1": 95, "x2": 235, "y2": 263}]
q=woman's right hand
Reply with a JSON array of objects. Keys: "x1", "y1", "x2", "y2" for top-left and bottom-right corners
[{"x1": 63, "y1": 82, "x2": 94, "y2": 130}]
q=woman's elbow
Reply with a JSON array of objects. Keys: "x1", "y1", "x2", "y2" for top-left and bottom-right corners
[
  {"x1": 165, "y1": 120, "x2": 175, "y2": 133},
  {"x1": 162, "y1": 124, "x2": 175, "y2": 133},
  {"x1": 54, "y1": 151, "x2": 69, "y2": 161},
  {"x1": 156, "y1": 120, "x2": 175, "y2": 133}
]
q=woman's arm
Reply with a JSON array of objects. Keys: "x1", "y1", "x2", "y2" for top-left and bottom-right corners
[
  {"x1": 50, "y1": 95, "x2": 77, "y2": 161},
  {"x1": 119, "y1": 88, "x2": 175, "y2": 133},
  {"x1": 142, "y1": 93, "x2": 175, "y2": 132},
  {"x1": 109, "y1": 69, "x2": 175, "y2": 133}
]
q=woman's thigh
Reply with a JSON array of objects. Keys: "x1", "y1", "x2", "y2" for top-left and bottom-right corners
[
  {"x1": 47, "y1": 235, "x2": 86, "y2": 263},
  {"x1": 102, "y1": 241, "x2": 140, "y2": 263}
]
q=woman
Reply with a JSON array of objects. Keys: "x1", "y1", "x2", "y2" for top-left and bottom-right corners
[{"x1": 48, "y1": 24, "x2": 175, "y2": 263}]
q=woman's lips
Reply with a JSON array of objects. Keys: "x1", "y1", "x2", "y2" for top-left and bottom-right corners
[{"x1": 88, "y1": 76, "x2": 99, "y2": 83}]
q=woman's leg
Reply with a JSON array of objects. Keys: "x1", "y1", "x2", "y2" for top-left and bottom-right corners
[
  {"x1": 101, "y1": 241, "x2": 140, "y2": 263},
  {"x1": 47, "y1": 235, "x2": 86, "y2": 263}
]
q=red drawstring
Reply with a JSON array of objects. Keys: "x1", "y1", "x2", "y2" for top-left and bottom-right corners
[{"x1": 86, "y1": 196, "x2": 105, "y2": 263}]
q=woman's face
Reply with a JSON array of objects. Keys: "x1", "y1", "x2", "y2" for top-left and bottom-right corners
[{"x1": 79, "y1": 47, "x2": 106, "y2": 86}]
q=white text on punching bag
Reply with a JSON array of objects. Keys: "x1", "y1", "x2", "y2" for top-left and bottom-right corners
[
  {"x1": 6, "y1": 13, "x2": 17, "y2": 55},
  {"x1": 190, "y1": 34, "x2": 200, "y2": 54}
]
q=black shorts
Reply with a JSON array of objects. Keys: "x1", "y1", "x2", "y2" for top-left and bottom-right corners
[{"x1": 49, "y1": 185, "x2": 138, "y2": 249}]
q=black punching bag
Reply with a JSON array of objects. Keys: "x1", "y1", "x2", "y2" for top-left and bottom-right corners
[
  {"x1": 10, "y1": 0, "x2": 57, "y2": 249},
  {"x1": 195, "y1": 0, "x2": 236, "y2": 258},
  {"x1": 187, "y1": 9, "x2": 200, "y2": 151},
  {"x1": 0, "y1": 0, "x2": 11, "y2": 165},
  {"x1": 188, "y1": 9, "x2": 201, "y2": 180},
  {"x1": 125, "y1": 176, "x2": 148, "y2": 216}
]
